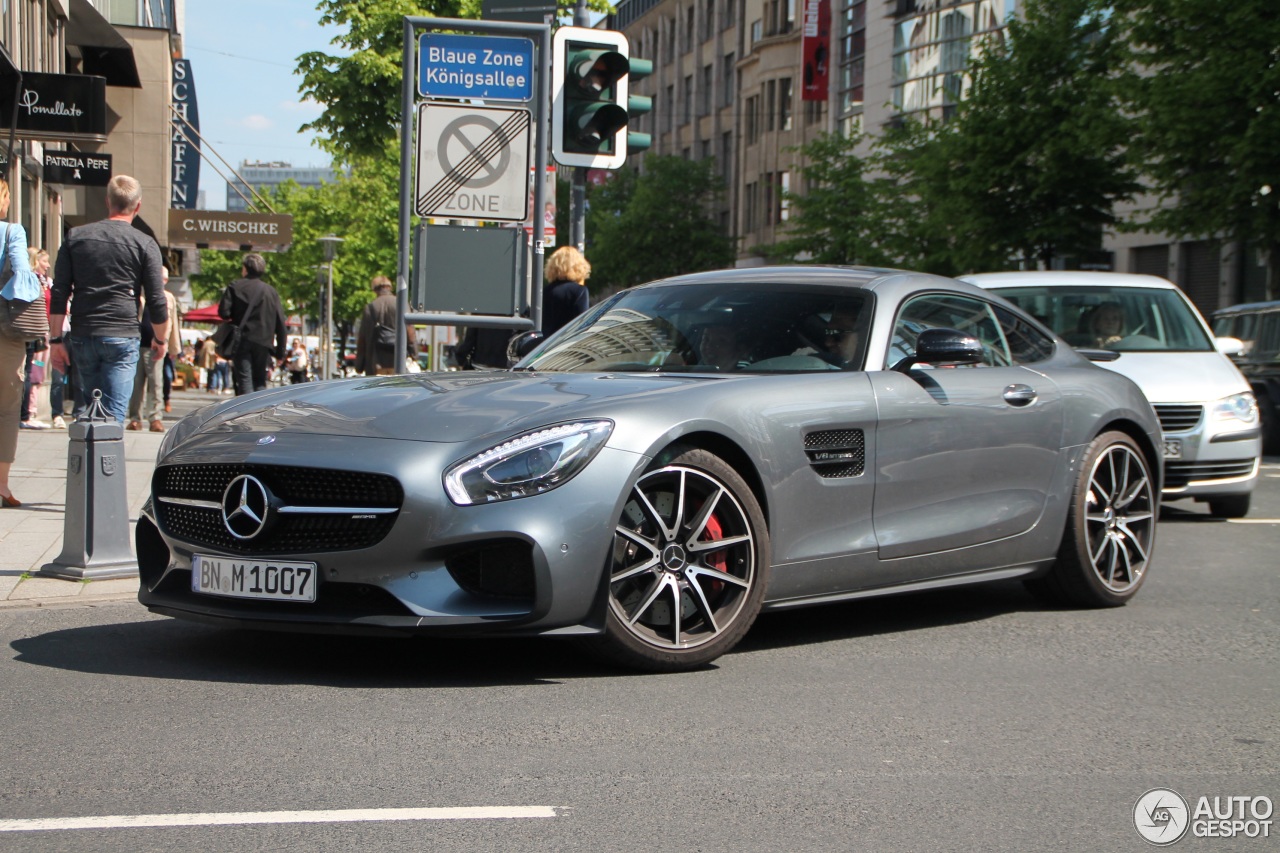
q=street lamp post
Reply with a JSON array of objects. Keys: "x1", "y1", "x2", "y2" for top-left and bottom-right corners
[{"x1": 317, "y1": 235, "x2": 344, "y2": 380}]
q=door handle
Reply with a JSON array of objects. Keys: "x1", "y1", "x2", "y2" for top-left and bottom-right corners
[{"x1": 1003, "y1": 384, "x2": 1037, "y2": 407}]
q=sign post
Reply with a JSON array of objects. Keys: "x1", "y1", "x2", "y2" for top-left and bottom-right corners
[{"x1": 396, "y1": 17, "x2": 550, "y2": 371}]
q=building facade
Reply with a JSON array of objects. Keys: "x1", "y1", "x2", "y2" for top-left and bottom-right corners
[
  {"x1": 1, "y1": 0, "x2": 185, "y2": 274},
  {"x1": 611, "y1": 0, "x2": 1257, "y2": 315},
  {"x1": 226, "y1": 161, "x2": 337, "y2": 212}
]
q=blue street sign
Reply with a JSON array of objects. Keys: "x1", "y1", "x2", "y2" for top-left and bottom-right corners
[{"x1": 418, "y1": 33, "x2": 534, "y2": 101}]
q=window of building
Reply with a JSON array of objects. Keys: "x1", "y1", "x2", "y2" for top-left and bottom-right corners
[
  {"x1": 779, "y1": 171, "x2": 790, "y2": 221},
  {"x1": 666, "y1": 84, "x2": 676, "y2": 133},
  {"x1": 745, "y1": 95, "x2": 759, "y2": 144},
  {"x1": 666, "y1": 18, "x2": 676, "y2": 61},
  {"x1": 765, "y1": 80, "x2": 776, "y2": 132},
  {"x1": 751, "y1": 19, "x2": 763, "y2": 47},
  {"x1": 804, "y1": 98, "x2": 825, "y2": 126},
  {"x1": 763, "y1": 172, "x2": 774, "y2": 225},
  {"x1": 705, "y1": 0, "x2": 715, "y2": 39},
  {"x1": 701, "y1": 64, "x2": 713, "y2": 116},
  {"x1": 683, "y1": 75, "x2": 693, "y2": 124},
  {"x1": 837, "y1": 0, "x2": 867, "y2": 129},
  {"x1": 744, "y1": 181, "x2": 758, "y2": 231},
  {"x1": 721, "y1": 131, "x2": 733, "y2": 179},
  {"x1": 722, "y1": 53, "x2": 735, "y2": 107},
  {"x1": 683, "y1": 147, "x2": 692, "y2": 160},
  {"x1": 890, "y1": 0, "x2": 1014, "y2": 120},
  {"x1": 700, "y1": 138, "x2": 712, "y2": 161},
  {"x1": 778, "y1": 77, "x2": 793, "y2": 131},
  {"x1": 685, "y1": 6, "x2": 696, "y2": 50},
  {"x1": 724, "y1": 0, "x2": 735, "y2": 28}
]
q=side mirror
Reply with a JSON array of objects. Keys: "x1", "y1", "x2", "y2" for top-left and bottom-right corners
[
  {"x1": 1215, "y1": 336, "x2": 1245, "y2": 358},
  {"x1": 507, "y1": 330, "x2": 545, "y2": 365},
  {"x1": 893, "y1": 328, "x2": 985, "y2": 372}
]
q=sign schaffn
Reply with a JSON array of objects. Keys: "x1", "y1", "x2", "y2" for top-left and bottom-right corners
[
  {"x1": 415, "y1": 102, "x2": 531, "y2": 221},
  {"x1": 171, "y1": 58, "x2": 201, "y2": 209},
  {"x1": 0, "y1": 72, "x2": 107, "y2": 143},
  {"x1": 43, "y1": 151, "x2": 112, "y2": 186}
]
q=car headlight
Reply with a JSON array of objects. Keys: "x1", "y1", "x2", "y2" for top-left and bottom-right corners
[
  {"x1": 1211, "y1": 392, "x2": 1259, "y2": 425},
  {"x1": 444, "y1": 420, "x2": 613, "y2": 505}
]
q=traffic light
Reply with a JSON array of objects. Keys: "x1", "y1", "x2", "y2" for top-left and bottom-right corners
[
  {"x1": 625, "y1": 57, "x2": 653, "y2": 157},
  {"x1": 552, "y1": 27, "x2": 631, "y2": 169}
]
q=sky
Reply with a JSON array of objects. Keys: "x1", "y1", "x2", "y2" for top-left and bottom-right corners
[{"x1": 183, "y1": 0, "x2": 337, "y2": 210}]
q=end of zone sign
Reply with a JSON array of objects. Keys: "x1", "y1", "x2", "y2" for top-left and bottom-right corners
[{"x1": 419, "y1": 33, "x2": 533, "y2": 101}]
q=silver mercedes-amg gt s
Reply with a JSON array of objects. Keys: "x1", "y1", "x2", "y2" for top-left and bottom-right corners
[{"x1": 138, "y1": 267, "x2": 1162, "y2": 671}]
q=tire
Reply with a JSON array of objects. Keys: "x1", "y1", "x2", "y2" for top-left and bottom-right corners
[
  {"x1": 1030, "y1": 431, "x2": 1157, "y2": 608},
  {"x1": 587, "y1": 447, "x2": 770, "y2": 672},
  {"x1": 1258, "y1": 391, "x2": 1279, "y2": 456},
  {"x1": 1207, "y1": 493, "x2": 1250, "y2": 519}
]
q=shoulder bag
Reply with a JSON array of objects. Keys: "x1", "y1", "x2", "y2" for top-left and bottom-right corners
[{"x1": 0, "y1": 225, "x2": 50, "y2": 342}]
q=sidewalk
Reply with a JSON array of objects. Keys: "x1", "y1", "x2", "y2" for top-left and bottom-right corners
[{"x1": 0, "y1": 388, "x2": 220, "y2": 609}]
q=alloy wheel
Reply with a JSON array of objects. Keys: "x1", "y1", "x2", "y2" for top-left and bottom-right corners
[{"x1": 1083, "y1": 443, "x2": 1156, "y2": 592}]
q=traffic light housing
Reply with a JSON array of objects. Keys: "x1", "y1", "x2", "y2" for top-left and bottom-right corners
[
  {"x1": 552, "y1": 27, "x2": 631, "y2": 169},
  {"x1": 625, "y1": 57, "x2": 653, "y2": 157}
]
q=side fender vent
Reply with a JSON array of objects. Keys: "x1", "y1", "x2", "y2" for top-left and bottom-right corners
[{"x1": 804, "y1": 429, "x2": 865, "y2": 478}]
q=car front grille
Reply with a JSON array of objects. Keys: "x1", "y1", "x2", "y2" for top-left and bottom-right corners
[
  {"x1": 804, "y1": 429, "x2": 866, "y2": 478},
  {"x1": 153, "y1": 464, "x2": 403, "y2": 554},
  {"x1": 1163, "y1": 459, "x2": 1256, "y2": 489},
  {"x1": 1153, "y1": 404, "x2": 1203, "y2": 433}
]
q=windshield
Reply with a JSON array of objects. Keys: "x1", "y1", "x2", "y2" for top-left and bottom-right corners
[
  {"x1": 990, "y1": 285, "x2": 1214, "y2": 352},
  {"x1": 519, "y1": 282, "x2": 873, "y2": 373}
]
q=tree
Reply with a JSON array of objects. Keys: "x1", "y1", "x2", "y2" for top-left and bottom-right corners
[
  {"x1": 298, "y1": 0, "x2": 614, "y2": 163},
  {"x1": 923, "y1": 0, "x2": 1139, "y2": 271},
  {"x1": 587, "y1": 156, "x2": 736, "y2": 292},
  {"x1": 1115, "y1": 0, "x2": 1280, "y2": 298}
]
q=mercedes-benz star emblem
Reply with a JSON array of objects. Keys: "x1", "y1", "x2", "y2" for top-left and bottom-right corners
[{"x1": 221, "y1": 474, "x2": 272, "y2": 540}]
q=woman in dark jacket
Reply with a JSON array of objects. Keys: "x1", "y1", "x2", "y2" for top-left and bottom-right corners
[{"x1": 541, "y1": 246, "x2": 591, "y2": 337}]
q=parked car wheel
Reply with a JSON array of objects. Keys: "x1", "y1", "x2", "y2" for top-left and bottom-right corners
[
  {"x1": 1207, "y1": 493, "x2": 1251, "y2": 519},
  {"x1": 1030, "y1": 431, "x2": 1157, "y2": 608},
  {"x1": 590, "y1": 447, "x2": 770, "y2": 671}
]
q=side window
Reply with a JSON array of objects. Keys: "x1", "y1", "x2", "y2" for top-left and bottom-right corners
[
  {"x1": 991, "y1": 304, "x2": 1056, "y2": 364},
  {"x1": 1256, "y1": 313, "x2": 1280, "y2": 361},
  {"x1": 890, "y1": 293, "x2": 1011, "y2": 368}
]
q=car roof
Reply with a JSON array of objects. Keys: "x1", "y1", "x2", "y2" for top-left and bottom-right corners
[
  {"x1": 1212, "y1": 300, "x2": 1280, "y2": 316},
  {"x1": 640, "y1": 265, "x2": 991, "y2": 299},
  {"x1": 961, "y1": 271, "x2": 1178, "y2": 290}
]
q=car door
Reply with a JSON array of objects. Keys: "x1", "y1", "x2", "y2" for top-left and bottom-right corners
[{"x1": 871, "y1": 293, "x2": 1064, "y2": 564}]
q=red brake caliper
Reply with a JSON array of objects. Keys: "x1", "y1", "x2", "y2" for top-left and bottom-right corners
[{"x1": 702, "y1": 511, "x2": 726, "y2": 595}]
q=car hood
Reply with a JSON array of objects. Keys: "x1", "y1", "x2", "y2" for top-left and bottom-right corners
[
  {"x1": 1097, "y1": 351, "x2": 1248, "y2": 404},
  {"x1": 185, "y1": 371, "x2": 716, "y2": 443}
]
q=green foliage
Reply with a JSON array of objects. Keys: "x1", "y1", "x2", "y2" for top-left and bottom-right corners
[
  {"x1": 190, "y1": 157, "x2": 400, "y2": 329},
  {"x1": 1116, "y1": 0, "x2": 1280, "y2": 279},
  {"x1": 586, "y1": 156, "x2": 736, "y2": 291},
  {"x1": 774, "y1": 0, "x2": 1137, "y2": 274},
  {"x1": 297, "y1": 0, "x2": 615, "y2": 164}
]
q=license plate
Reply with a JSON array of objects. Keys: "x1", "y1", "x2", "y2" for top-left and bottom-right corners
[
  {"x1": 191, "y1": 555, "x2": 317, "y2": 603},
  {"x1": 1162, "y1": 437, "x2": 1182, "y2": 459}
]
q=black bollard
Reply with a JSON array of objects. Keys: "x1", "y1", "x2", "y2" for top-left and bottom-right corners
[{"x1": 39, "y1": 390, "x2": 138, "y2": 579}]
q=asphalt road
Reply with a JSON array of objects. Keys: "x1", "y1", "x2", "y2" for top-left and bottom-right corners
[{"x1": 1, "y1": 464, "x2": 1276, "y2": 852}]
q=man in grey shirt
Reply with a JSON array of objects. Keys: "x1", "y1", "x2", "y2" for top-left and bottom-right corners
[{"x1": 49, "y1": 175, "x2": 169, "y2": 424}]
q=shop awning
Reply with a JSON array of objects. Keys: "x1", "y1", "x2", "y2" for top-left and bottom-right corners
[
  {"x1": 184, "y1": 304, "x2": 224, "y2": 324},
  {"x1": 66, "y1": 0, "x2": 141, "y2": 88}
]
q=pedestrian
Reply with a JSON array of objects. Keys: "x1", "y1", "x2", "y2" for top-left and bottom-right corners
[
  {"x1": 0, "y1": 176, "x2": 46, "y2": 506},
  {"x1": 287, "y1": 337, "x2": 309, "y2": 383},
  {"x1": 18, "y1": 247, "x2": 53, "y2": 429},
  {"x1": 198, "y1": 335, "x2": 218, "y2": 392},
  {"x1": 217, "y1": 252, "x2": 287, "y2": 395},
  {"x1": 455, "y1": 322, "x2": 512, "y2": 370},
  {"x1": 354, "y1": 275, "x2": 413, "y2": 376},
  {"x1": 48, "y1": 175, "x2": 169, "y2": 424},
  {"x1": 126, "y1": 267, "x2": 180, "y2": 432},
  {"x1": 542, "y1": 246, "x2": 591, "y2": 337}
]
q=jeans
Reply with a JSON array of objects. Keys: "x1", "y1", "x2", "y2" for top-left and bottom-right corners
[
  {"x1": 69, "y1": 336, "x2": 140, "y2": 424},
  {"x1": 127, "y1": 347, "x2": 164, "y2": 423},
  {"x1": 50, "y1": 367, "x2": 67, "y2": 419},
  {"x1": 232, "y1": 342, "x2": 273, "y2": 395}
]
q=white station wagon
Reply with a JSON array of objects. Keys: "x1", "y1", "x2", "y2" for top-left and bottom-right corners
[{"x1": 966, "y1": 271, "x2": 1261, "y2": 518}]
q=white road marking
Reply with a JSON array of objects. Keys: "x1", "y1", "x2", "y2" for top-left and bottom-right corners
[
  {"x1": 1226, "y1": 519, "x2": 1280, "y2": 524},
  {"x1": 0, "y1": 806, "x2": 557, "y2": 833}
]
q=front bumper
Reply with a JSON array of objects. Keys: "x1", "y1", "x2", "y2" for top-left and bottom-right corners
[
  {"x1": 1155, "y1": 404, "x2": 1260, "y2": 499},
  {"x1": 139, "y1": 432, "x2": 647, "y2": 636}
]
